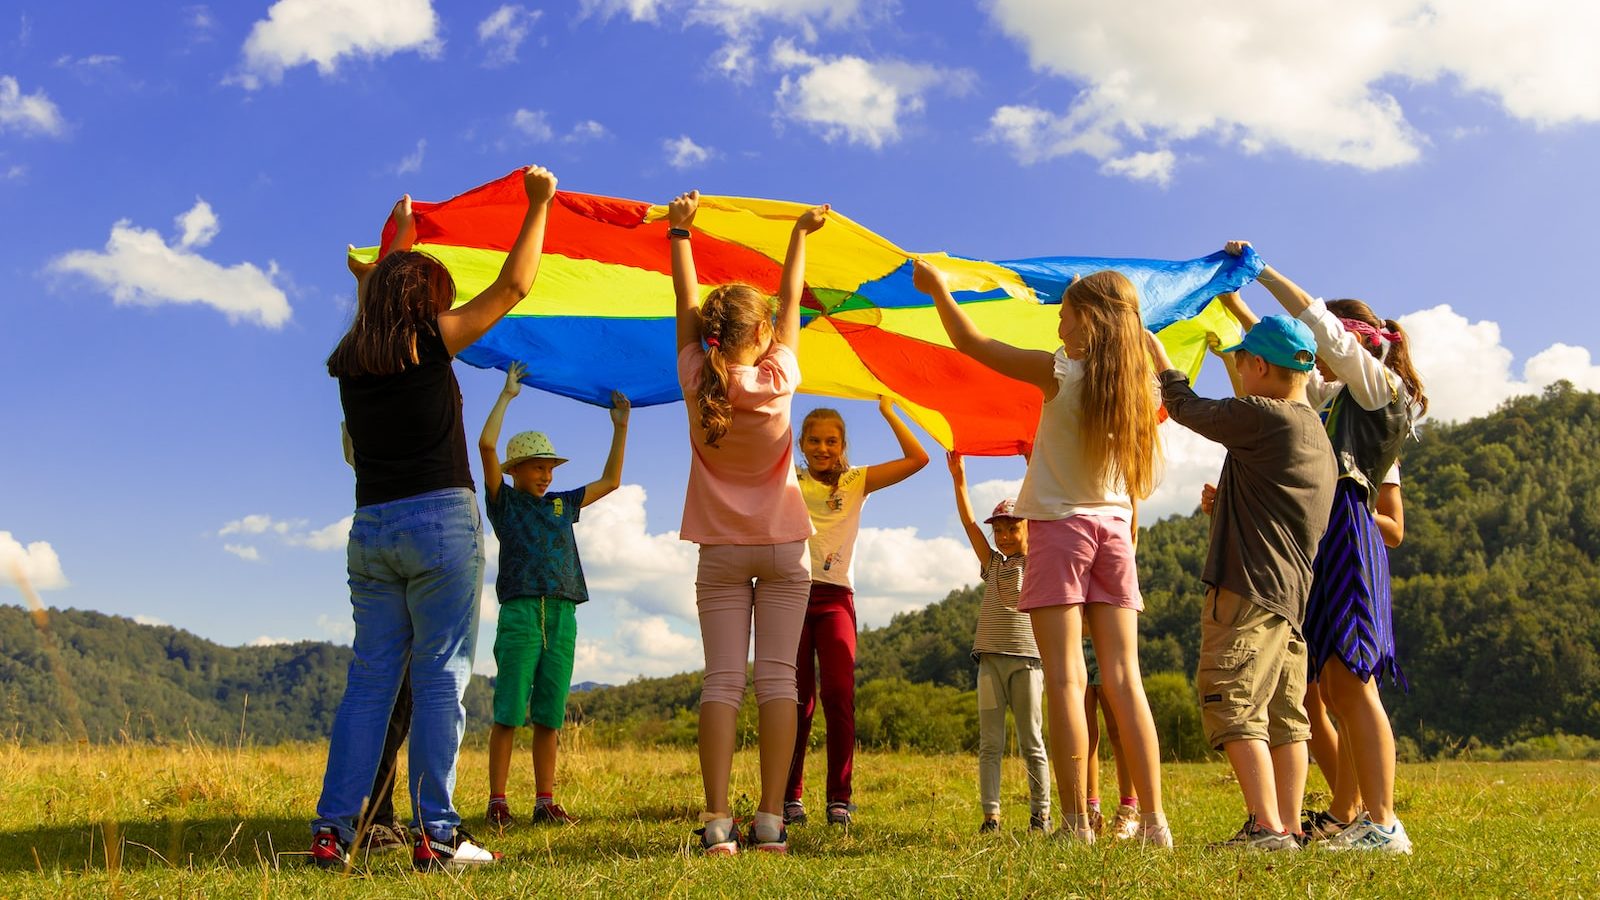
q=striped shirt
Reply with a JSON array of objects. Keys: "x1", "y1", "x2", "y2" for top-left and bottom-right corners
[{"x1": 972, "y1": 551, "x2": 1039, "y2": 660}]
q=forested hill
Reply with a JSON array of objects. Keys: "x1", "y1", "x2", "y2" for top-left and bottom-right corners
[
  {"x1": 5, "y1": 386, "x2": 1598, "y2": 753},
  {"x1": 0, "y1": 608, "x2": 494, "y2": 743}
]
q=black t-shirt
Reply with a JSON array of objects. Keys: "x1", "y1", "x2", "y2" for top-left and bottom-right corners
[{"x1": 339, "y1": 329, "x2": 474, "y2": 507}]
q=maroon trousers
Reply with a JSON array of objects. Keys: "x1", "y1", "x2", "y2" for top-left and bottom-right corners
[{"x1": 786, "y1": 582, "x2": 857, "y2": 804}]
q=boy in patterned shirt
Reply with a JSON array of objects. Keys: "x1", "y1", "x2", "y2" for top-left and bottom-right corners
[{"x1": 478, "y1": 362, "x2": 630, "y2": 827}]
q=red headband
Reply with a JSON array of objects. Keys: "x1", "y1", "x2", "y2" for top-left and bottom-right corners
[
  {"x1": 705, "y1": 336, "x2": 721, "y2": 349},
  {"x1": 1339, "y1": 317, "x2": 1402, "y2": 346}
]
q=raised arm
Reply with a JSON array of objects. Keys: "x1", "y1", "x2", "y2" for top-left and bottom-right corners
[
  {"x1": 478, "y1": 362, "x2": 525, "y2": 504},
  {"x1": 582, "y1": 391, "x2": 631, "y2": 507},
  {"x1": 439, "y1": 166, "x2": 558, "y2": 356},
  {"x1": 912, "y1": 259, "x2": 1056, "y2": 395},
  {"x1": 775, "y1": 205, "x2": 829, "y2": 349},
  {"x1": 864, "y1": 397, "x2": 930, "y2": 494},
  {"x1": 1226, "y1": 241, "x2": 1314, "y2": 317},
  {"x1": 669, "y1": 191, "x2": 701, "y2": 351},
  {"x1": 947, "y1": 452, "x2": 992, "y2": 568}
]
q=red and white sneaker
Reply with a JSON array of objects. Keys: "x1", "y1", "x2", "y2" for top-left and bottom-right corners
[
  {"x1": 413, "y1": 827, "x2": 503, "y2": 871},
  {"x1": 309, "y1": 826, "x2": 350, "y2": 870}
]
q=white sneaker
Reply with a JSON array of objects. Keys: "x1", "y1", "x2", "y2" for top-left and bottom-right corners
[
  {"x1": 412, "y1": 827, "x2": 502, "y2": 871},
  {"x1": 1138, "y1": 820, "x2": 1175, "y2": 849},
  {"x1": 696, "y1": 813, "x2": 738, "y2": 856},
  {"x1": 1323, "y1": 817, "x2": 1413, "y2": 855}
]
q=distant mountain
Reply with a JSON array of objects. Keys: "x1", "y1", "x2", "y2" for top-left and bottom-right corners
[
  {"x1": 569, "y1": 681, "x2": 611, "y2": 693},
  {"x1": 0, "y1": 607, "x2": 494, "y2": 744}
]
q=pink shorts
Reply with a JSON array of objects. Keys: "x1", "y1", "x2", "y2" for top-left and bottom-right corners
[{"x1": 1016, "y1": 515, "x2": 1143, "y2": 612}]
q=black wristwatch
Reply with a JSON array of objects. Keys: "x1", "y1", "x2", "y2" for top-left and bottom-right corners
[{"x1": 668, "y1": 227, "x2": 691, "y2": 240}]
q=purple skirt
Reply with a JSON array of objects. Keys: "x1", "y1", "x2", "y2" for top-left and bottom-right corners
[{"x1": 1305, "y1": 479, "x2": 1407, "y2": 690}]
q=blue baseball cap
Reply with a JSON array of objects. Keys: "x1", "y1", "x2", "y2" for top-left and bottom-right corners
[{"x1": 1219, "y1": 314, "x2": 1317, "y2": 372}]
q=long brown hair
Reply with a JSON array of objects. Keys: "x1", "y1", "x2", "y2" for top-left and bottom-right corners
[
  {"x1": 697, "y1": 283, "x2": 774, "y2": 446},
  {"x1": 1326, "y1": 298, "x2": 1429, "y2": 418},
  {"x1": 327, "y1": 251, "x2": 455, "y2": 378},
  {"x1": 799, "y1": 407, "x2": 849, "y2": 484},
  {"x1": 1065, "y1": 271, "x2": 1161, "y2": 499}
]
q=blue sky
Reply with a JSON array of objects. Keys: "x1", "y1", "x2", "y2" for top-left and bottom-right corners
[{"x1": 4, "y1": 0, "x2": 1599, "y2": 683}]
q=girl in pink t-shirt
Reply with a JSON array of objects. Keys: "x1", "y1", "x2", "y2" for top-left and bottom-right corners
[{"x1": 667, "y1": 189, "x2": 829, "y2": 856}]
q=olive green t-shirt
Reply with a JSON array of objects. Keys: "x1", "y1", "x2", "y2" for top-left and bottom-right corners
[{"x1": 1159, "y1": 370, "x2": 1337, "y2": 629}]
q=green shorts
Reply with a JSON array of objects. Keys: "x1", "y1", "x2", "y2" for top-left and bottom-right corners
[{"x1": 492, "y1": 596, "x2": 578, "y2": 730}]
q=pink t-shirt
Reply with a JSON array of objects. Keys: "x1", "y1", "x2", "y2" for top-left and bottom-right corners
[{"x1": 677, "y1": 342, "x2": 814, "y2": 545}]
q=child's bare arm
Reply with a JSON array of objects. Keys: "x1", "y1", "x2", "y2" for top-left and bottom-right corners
[
  {"x1": 669, "y1": 191, "x2": 702, "y2": 351},
  {"x1": 775, "y1": 205, "x2": 829, "y2": 350},
  {"x1": 341, "y1": 421, "x2": 355, "y2": 468},
  {"x1": 478, "y1": 363, "x2": 525, "y2": 504},
  {"x1": 912, "y1": 259, "x2": 1056, "y2": 395},
  {"x1": 947, "y1": 452, "x2": 992, "y2": 568},
  {"x1": 440, "y1": 166, "x2": 558, "y2": 356},
  {"x1": 1375, "y1": 482, "x2": 1404, "y2": 547},
  {"x1": 582, "y1": 392, "x2": 631, "y2": 507},
  {"x1": 864, "y1": 398, "x2": 930, "y2": 494}
]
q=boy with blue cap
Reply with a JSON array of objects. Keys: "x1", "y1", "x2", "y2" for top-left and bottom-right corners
[{"x1": 1143, "y1": 304, "x2": 1337, "y2": 851}]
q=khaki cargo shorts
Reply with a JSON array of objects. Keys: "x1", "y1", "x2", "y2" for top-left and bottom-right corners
[{"x1": 1196, "y1": 587, "x2": 1311, "y2": 749}]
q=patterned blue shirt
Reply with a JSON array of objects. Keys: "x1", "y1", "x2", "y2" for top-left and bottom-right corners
[{"x1": 484, "y1": 484, "x2": 589, "y2": 605}]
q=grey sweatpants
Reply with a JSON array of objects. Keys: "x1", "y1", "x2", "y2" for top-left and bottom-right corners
[{"x1": 976, "y1": 653, "x2": 1051, "y2": 816}]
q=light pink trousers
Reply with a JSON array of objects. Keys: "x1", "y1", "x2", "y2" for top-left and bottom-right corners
[{"x1": 695, "y1": 541, "x2": 812, "y2": 708}]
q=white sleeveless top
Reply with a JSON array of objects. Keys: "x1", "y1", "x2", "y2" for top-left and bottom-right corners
[
  {"x1": 797, "y1": 465, "x2": 869, "y2": 588},
  {"x1": 1013, "y1": 350, "x2": 1134, "y2": 522}
]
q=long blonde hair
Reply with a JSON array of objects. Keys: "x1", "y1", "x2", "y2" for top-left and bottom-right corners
[
  {"x1": 696, "y1": 283, "x2": 774, "y2": 446},
  {"x1": 1065, "y1": 271, "x2": 1161, "y2": 499}
]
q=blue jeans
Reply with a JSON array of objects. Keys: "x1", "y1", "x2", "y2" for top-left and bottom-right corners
[{"x1": 313, "y1": 488, "x2": 484, "y2": 843}]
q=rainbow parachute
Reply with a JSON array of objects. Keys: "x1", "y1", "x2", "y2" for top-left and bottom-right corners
[{"x1": 352, "y1": 170, "x2": 1261, "y2": 455}]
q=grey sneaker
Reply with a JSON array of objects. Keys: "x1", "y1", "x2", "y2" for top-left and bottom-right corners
[
  {"x1": 1028, "y1": 812, "x2": 1052, "y2": 833},
  {"x1": 1209, "y1": 815, "x2": 1298, "y2": 852},
  {"x1": 979, "y1": 818, "x2": 1000, "y2": 834},
  {"x1": 826, "y1": 802, "x2": 855, "y2": 826},
  {"x1": 783, "y1": 800, "x2": 808, "y2": 826}
]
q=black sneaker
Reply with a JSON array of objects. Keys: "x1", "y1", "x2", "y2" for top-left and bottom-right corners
[
  {"x1": 309, "y1": 826, "x2": 350, "y2": 870},
  {"x1": 826, "y1": 802, "x2": 855, "y2": 826},
  {"x1": 979, "y1": 818, "x2": 1000, "y2": 834},
  {"x1": 783, "y1": 800, "x2": 808, "y2": 826},
  {"x1": 531, "y1": 802, "x2": 576, "y2": 825},
  {"x1": 1029, "y1": 812, "x2": 1052, "y2": 833},
  {"x1": 1302, "y1": 809, "x2": 1348, "y2": 842},
  {"x1": 1208, "y1": 815, "x2": 1298, "y2": 852},
  {"x1": 413, "y1": 826, "x2": 503, "y2": 871},
  {"x1": 746, "y1": 821, "x2": 789, "y2": 854}
]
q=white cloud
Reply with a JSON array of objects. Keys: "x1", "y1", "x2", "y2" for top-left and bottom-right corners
[
  {"x1": 133, "y1": 614, "x2": 168, "y2": 627},
  {"x1": 219, "y1": 514, "x2": 293, "y2": 537},
  {"x1": 2, "y1": 163, "x2": 25, "y2": 181},
  {"x1": 1099, "y1": 150, "x2": 1177, "y2": 187},
  {"x1": 1145, "y1": 420, "x2": 1229, "y2": 522},
  {"x1": 770, "y1": 38, "x2": 972, "y2": 149},
  {"x1": 223, "y1": 544, "x2": 263, "y2": 562},
  {"x1": 0, "y1": 532, "x2": 68, "y2": 590},
  {"x1": 247, "y1": 635, "x2": 294, "y2": 646},
  {"x1": 49, "y1": 198, "x2": 291, "y2": 328},
  {"x1": 664, "y1": 134, "x2": 713, "y2": 170},
  {"x1": 583, "y1": 0, "x2": 866, "y2": 83},
  {"x1": 175, "y1": 198, "x2": 219, "y2": 248},
  {"x1": 290, "y1": 516, "x2": 353, "y2": 551},
  {"x1": 479, "y1": 4, "x2": 540, "y2": 67},
  {"x1": 565, "y1": 119, "x2": 608, "y2": 143},
  {"x1": 217, "y1": 513, "x2": 351, "y2": 555},
  {"x1": 511, "y1": 108, "x2": 553, "y2": 142},
  {"x1": 0, "y1": 75, "x2": 65, "y2": 136},
  {"x1": 317, "y1": 613, "x2": 355, "y2": 643},
  {"x1": 851, "y1": 526, "x2": 976, "y2": 627},
  {"x1": 186, "y1": 5, "x2": 217, "y2": 40},
  {"x1": 983, "y1": 0, "x2": 1600, "y2": 182},
  {"x1": 571, "y1": 601, "x2": 703, "y2": 683},
  {"x1": 573, "y1": 484, "x2": 698, "y2": 620},
  {"x1": 392, "y1": 139, "x2": 425, "y2": 175},
  {"x1": 235, "y1": 0, "x2": 441, "y2": 89},
  {"x1": 1398, "y1": 304, "x2": 1600, "y2": 422}
]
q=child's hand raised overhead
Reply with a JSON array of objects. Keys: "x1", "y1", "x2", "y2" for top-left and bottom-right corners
[
  {"x1": 1223, "y1": 240, "x2": 1252, "y2": 257},
  {"x1": 668, "y1": 191, "x2": 699, "y2": 229},
  {"x1": 1200, "y1": 482, "x2": 1217, "y2": 516},
  {"x1": 391, "y1": 194, "x2": 417, "y2": 251},
  {"x1": 523, "y1": 166, "x2": 559, "y2": 206},
  {"x1": 502, "y1": 361, "x2": 527, "y2": 397},
  {"x1": 346, "y1": 244, "x2": 376, "y2": 281},
  {"x1": 910, "y1": 258, "x2": 947, "y2": 295},
  {"x1": 794, "y1": 204, "x2": 830, "y2": 233},
  {"x1": 946, "y1": 449, "x2": 965, "y2": 478},
  {"x1": 610, "y1": 390, "x2": 631, "y2": 427}
]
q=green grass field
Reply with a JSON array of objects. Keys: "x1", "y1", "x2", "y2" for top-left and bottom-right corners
[{"x1": 3, "y1": 735, "x2": 1597, "y2": 898}]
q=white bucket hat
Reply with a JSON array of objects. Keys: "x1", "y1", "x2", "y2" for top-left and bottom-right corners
[{"x1": 502, "y1": 431, "x2": 568, "y2": 473}]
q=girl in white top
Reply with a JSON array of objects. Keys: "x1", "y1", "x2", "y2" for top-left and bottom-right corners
[
  {"x1": 783, "y1": 399, "x2": 928, "y2": 827},
  {"x1": 915, "y1": 260, "x2": 1172, "y2": 847}
]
